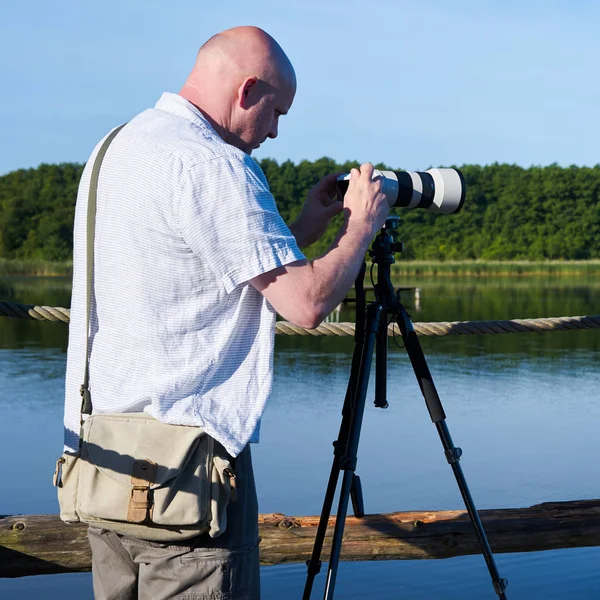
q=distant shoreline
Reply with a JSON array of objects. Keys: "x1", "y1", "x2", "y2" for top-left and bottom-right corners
[
  {"x1": 2, "y1": 258, "x2": 600, "y2": 279},
  {"x1": 390, "y1": 260, "x2": 600, "y2": 277},
  {"x1": 0, "y1": 259, "x2": 72, "y2": 277}
]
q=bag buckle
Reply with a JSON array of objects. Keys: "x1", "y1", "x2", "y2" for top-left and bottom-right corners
[
  {"x1": 131, "y1": 486, "x2": 150, "y2": 504},
  {"x1": 128, "y1": 459, "x2": 157, "y2": 523},
  {"x1": 128, "y1": 486, "x2": 151, "y2": 523}
]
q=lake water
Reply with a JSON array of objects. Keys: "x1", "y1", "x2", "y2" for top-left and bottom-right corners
[{"x1": 1, "y1": 275, "x2": 599, "y2": 599}]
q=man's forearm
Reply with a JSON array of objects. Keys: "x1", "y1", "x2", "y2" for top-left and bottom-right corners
[
  {"x1": 253, "y1": 164, "x2": 388, "y2": 328},
  {"x1": 304, "y1": 220, "x2": 375, "y2": 320}
]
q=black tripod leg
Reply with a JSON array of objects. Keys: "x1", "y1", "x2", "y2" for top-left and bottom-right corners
[
  {"x1": 396, "y1": 304, "x2": 508, "y2": 599},
  {"x1": 302, "y1": 396, "x2": 353, "y2": 599},
  {"x1": 302, "y1": 306, "x2": 373, "y2": 600},
  {"x1": 321, "y1": 303, "x2": 383, "y2": 600},
  {"x1": 302, "y1": 437, "x2": 343, "y2": 599},
  {"x1": 375, "y1": 313, "x2": 389, "y2": 409}
]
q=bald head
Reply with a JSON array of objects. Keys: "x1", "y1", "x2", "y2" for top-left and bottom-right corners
[
  {"x1": 179, "y1": 27, "x2": 296, "y2": 154},
  {"x1": 196, "y1": 27, "x2": 296, "y2": 89}
]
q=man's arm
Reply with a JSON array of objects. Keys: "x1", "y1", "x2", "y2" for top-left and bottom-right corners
[
  {"x1": 287, "y1": 172, "x2": 343, "y2": 249},
  {"x1": 251, "y1": 163, "x2": 390, "y2": 328}
]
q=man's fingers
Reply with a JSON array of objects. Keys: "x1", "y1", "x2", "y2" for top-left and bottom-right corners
[
  {"x1": 314, "y1": 172, "x2": 341, "y2": 191},
  {"x1": 359, "y1": 163, "x2": 374, "y2": 179},
  {"x1": 323, "y1": 172, "x2": 343, "y2": 184},
  {"x1": 325, "y1": 200, "x2": 343, "y2": 217},
  {"x1": 318, "y1": 172, "x2": 343, "y2": 196}
]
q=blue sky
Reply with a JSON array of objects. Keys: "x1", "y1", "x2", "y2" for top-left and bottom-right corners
[{"x1": 1, "y1": 0, "x2": 599, "y2": 174}]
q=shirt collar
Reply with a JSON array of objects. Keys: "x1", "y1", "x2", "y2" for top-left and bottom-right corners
[{"x1": 155, "y1": 92, "x2": 218, "y2": 137}]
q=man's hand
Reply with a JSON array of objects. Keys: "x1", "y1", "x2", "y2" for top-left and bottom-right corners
[
  {"x1": 342, "y1": 163, "x2": 389, "y2": 238},
  {"x1": 289, "y1": 173, "x2": 343, "y2": 248},
  {"x1": 252, "y1": 163, "x2": 390, "y2": 329}
]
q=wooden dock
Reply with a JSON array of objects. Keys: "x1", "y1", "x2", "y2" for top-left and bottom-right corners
[{"x1": 1, "y1": 499, "x2": 599, "y2": 578}]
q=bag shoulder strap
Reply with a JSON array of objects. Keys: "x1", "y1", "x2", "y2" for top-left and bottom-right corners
[{"x1": 80, "y1": 124, "x2": 127, "y2": 422}]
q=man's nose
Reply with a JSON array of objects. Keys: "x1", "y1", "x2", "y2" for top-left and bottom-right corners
[{"x1": 268, "y1": 118, "x2": 278, "y2": 139}]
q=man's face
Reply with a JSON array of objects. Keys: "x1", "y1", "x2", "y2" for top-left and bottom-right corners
[{"x1": 236, "y1": 77, "x2": 296, "y2": 155}]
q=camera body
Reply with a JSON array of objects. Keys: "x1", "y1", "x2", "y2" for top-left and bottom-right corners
[{"x1": 336, "y1": 168, "x2": 465, "y2": 214}]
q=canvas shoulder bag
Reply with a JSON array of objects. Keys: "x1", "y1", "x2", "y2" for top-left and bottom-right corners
[{"x1": 53, "y1": 125, "x2": 236, "y2": 541}]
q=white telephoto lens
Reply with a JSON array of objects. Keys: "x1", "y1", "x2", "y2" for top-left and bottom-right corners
[
  {"x1": 427, "y1": 168, "x2": 464, "y2": 214},
  {"x1": 374, "y1": 170, "x2": 399, "y2": 207}
]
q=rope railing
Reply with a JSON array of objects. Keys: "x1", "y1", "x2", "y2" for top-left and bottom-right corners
[
  {"x1": 1, "y1": 301, "x2": 599, "y2": 337},
  {"x1": 0, "y1": 302, "x2": 71, "y2": 323}
]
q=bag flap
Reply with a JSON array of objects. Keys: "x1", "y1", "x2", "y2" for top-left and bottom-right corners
[{"x1": 82, "y1": 413, "x2": 206, "y2": 488}]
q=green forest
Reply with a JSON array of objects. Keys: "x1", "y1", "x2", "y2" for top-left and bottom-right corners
[{"x1": 1, "y1": 158, "x2": 599, "y2": 263}]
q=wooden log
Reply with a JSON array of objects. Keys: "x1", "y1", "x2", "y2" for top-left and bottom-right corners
[{"x1": 1, "y1": 500, "x2": 599, "y2": 578}]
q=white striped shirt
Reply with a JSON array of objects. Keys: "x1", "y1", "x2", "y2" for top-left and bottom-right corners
[{"x1": 64, "y1": 92, "x2": 305, "y2": 457}]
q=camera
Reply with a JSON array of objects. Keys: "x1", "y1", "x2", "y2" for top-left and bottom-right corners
[{"x1": 336, "y1": 168, "x2": 465, "y2": 214}]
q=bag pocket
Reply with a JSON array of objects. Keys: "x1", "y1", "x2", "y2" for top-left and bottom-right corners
[
  {"x1": 209, "y1": 455, "x2": 237, "y2": 538},
  {"x1": 76, "y1": 413, "x2": 212, "y2": 531},
  {"x1": 54, "y1": 453, "x2": 81, "y2": 523}
]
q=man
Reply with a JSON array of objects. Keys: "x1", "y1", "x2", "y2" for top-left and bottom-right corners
[{"x1": 64, "y1": 26, "x2": 389, "y2": 599}]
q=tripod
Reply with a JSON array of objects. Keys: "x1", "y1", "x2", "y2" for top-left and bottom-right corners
[{"x1": 302, "y1": 217, "x2": 508, "y2": 600}]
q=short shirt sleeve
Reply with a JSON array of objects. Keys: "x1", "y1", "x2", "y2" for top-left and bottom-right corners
[{"x1": 178, "y1": 153, "x2": 306, "y2": 292}]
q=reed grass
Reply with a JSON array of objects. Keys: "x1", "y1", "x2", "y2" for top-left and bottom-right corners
[
  {"x1": 390, "y1": 260, "x2": 600, "y2": 277},
  {"x1": 2, "y1": 258, "x2": 600, "y2": 278},
  {"x1": 0, "y1": 259, "x2": 73, "y2": 277}
]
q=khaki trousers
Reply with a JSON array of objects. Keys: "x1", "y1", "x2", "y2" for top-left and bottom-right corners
[{"x1": 87, "y1": 445, "x2": 260, "y2": 600}]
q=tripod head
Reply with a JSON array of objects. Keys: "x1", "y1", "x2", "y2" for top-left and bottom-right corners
[
  {"x1": 348, "y1": 216, "x2": 410, "y2": 411},
  {"x1": 367, "y1": 217, "x2": 405, "y2": 315},
  {"x1": 369, "y1": 216, "x2": 404, "y2": 267}
]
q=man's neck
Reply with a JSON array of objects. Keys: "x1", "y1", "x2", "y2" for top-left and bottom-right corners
[
  {"x1": 177, "y1": 89, "x2": 228, "y2": 141},
  {"x1": 177, "y1": 88, "x2": 249, "y2": 154}
]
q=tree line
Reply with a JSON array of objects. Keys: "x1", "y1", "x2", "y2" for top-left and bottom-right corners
[{"x1": 1, "y1": 158, "x2": 599, "y2": 262}]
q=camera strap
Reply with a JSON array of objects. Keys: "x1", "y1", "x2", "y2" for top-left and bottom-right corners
[{"x1": 79, "y1": 124, "x2": 127, "y2": 429}]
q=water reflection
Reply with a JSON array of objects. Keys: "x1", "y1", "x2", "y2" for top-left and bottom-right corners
[{"x1": 1, "y1": 275, "x2": 599, "y2": 599}]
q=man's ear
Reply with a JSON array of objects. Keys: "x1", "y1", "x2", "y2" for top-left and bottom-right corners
[{"x1": 238, "y1": 76, "x2": 258, "y2": 109}]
